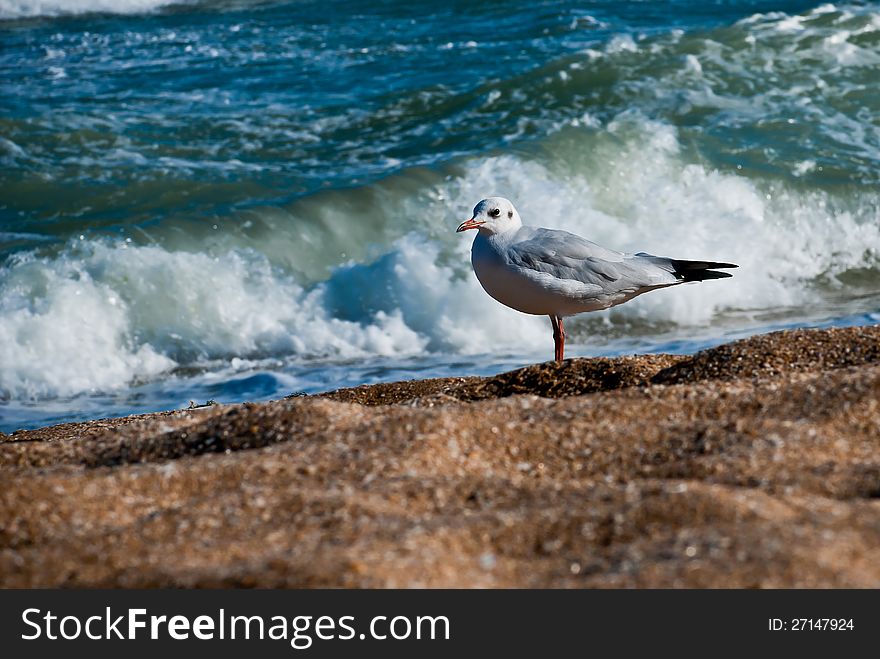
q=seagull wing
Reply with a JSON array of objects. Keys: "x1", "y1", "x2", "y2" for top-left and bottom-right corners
[{"x1": 506, "y1": 227, "x2": 675, "y2": 293}]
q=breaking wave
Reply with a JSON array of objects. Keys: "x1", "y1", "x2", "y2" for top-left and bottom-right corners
[{"x1": 2, "y1": 115, "x2": 878, "y2": 399}]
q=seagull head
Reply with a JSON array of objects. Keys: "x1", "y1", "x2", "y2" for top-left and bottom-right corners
[{"x1": 457, "y1": 197, "x2": 522, "y2": 236}]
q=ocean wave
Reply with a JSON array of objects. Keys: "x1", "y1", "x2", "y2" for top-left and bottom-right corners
[
  {"x1": 4, "y1": 1, "x2": 878, "y2": 221},
  {"x1": 2, "y1": 115, "x2": 878, "y2": 400}
]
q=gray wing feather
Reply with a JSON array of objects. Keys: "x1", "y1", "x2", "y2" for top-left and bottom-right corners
[{"x1": 507, "y1": 227, "x2": 674, "y2": 291}]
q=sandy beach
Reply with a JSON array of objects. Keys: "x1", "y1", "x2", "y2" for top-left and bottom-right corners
[{"x1": 2, "y1": 325, "x2": 879, "y2": 588}]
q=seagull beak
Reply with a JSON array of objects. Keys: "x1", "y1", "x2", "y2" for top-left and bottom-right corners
[{"x1": 456, "y1": 217, "x2": 484, "y2": 232}]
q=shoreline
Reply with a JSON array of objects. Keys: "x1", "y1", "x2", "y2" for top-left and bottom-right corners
[{"x1": 2, "y1": 325, "x2": 879, "y2": 587}]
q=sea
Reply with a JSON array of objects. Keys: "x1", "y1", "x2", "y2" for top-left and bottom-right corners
[{"x1": 1, "y1": 0, "x2": 879, "y2": 431}]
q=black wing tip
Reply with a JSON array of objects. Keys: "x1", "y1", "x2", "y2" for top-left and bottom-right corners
[
  {"x1": 671, "y1": 259, "x2": 739, "y2": 270},
  {"x1": 670, "y1": 258, "x2": 738, "y2": 282},
  {"x1": 684, "y1": 270, "x2": 734, "y2": 281}
]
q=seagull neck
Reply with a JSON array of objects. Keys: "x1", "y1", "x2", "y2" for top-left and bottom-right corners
[{"x1": 479, "y1": 226, "x2": 519, "y2": 246}]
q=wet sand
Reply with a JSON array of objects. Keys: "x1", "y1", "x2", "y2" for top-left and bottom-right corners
[{"x1": 2, "y1": 326, "x2": 879, "y2": 588}]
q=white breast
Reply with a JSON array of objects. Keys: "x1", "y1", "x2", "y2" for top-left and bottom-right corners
[{"x1": 470, "y1": 233, "x2": 611, "y2": 316}]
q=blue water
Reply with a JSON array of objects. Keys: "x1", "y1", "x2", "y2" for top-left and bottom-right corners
[{"x1": 2, "y1": 0, "x2": 879, "y2": 431}]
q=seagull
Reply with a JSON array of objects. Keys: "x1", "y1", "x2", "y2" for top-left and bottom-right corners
[{"x1": 457, "y1": 197, "x2": 737, "y2": 361}]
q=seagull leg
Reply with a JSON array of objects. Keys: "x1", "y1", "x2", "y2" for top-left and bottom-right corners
[
  {"x1": 557, "y1": 316, "x2": 565, "y2": 361},
  {"x1": 549, "y1": 315, "x2": 565, "y2": 362}
]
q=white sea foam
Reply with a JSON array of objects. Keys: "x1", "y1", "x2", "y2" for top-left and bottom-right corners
[
  {"x1": 0, "y1": 243, "x2": 425, "y2": 399},
  {"x1": 0, "y1": 255, "x2": 175, "y2": 399},
  {"x1": 0, "y1": 0, "x2": 187, "y2": 19}
]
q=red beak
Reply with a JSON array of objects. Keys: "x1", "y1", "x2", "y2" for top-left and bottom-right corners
[{"x1": 456, "y1": 217, "x2": 485, "y2": 232}]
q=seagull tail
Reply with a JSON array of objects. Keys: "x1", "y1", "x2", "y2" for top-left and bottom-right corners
[{"x1": 669, "y1": 259, "x2": 739, "y2": 282}]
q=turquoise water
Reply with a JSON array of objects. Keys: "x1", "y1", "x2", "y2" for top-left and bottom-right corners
[{"x1": 2, "y1": 0, "x2": 879, "y2": 430}]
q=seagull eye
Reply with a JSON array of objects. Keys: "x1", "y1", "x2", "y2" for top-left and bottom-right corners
[{"x1": 490, "y1": 208, "x2": 501, "y2": 217}]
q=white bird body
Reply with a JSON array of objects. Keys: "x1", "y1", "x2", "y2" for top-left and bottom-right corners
[
  {"x1": 471, "y1": 226, "x2": 679, "y2": 317},
  {"x1": 457, "y1": 197, "x2": 737, "y2": 361}
]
